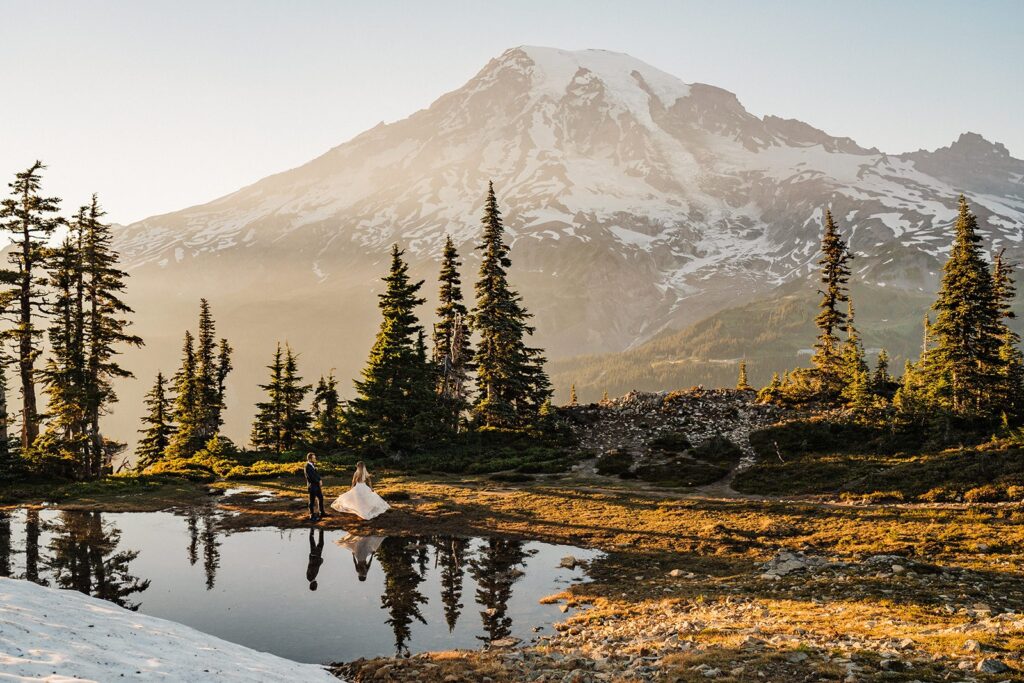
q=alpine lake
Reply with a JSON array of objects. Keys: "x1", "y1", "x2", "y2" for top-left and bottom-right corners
[{"x1": 0, "y1": 497, "x2": 600, "y2": 664}]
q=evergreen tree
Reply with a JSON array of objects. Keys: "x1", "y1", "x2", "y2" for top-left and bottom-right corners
[
  {"x1": 0, "y1": 161, "x2": 62, "y2": 451},
  {"x1": 737, "y1": 361, "x2": 752, "y2": 391},
  {"x1": 432, "y1": 235, "x2": 472, "y2": 429},
  {"x1": 38, "y1": 195, "x2": 141, "y2": 477},
  {"x1": 309, "y1": 371, "x2": 343, "y2": 453},
  {"x1": 846, "y1": 368, "x2": 875, "y2": 416},
  {"x1": 166, "y1": 303, "x2": 231, "y2": 458},
  {"x1": 136, "y1": 372, "x2": 174, "y2": 470},
  {"x1": 0, "y1": 361, "x2": 15, "y2": 477},
  {"x1": 195, "y1": 299, "x2": 231, "y2": 440},
  {"x1": 80, "y1": 195, "x2": 142, "y2": 475},
  {"x1": 756, "y1": 372, "x2": 783, "y2": 404},
  {"x1": 168, "y1": 331, "x2": 203, "y2": 457},
  {"x1": 250, "y1": 343, "x2": 285, "y2": 452},
  {"x1": 40, "y1": 231, "x2": 87, "y2": 474},
  {"x1": 281, "y1": 344, "x2": 311, "y2": 450},
  {"x1": 810, "y1": 209, "x2": 852, "y2": 397},
  {"x1": 568, "y1": 384, "x2": 578, "y2": 406},
  {"x1": 992, "y1": 251, "x2": 1024, "y2": 418},
  {"x1": 838, "y1": 302, "x2": 868, "y2": 403},
  {"x1": 346, "y1": 245, "x2": 433, "y2": 454},
  {"x1": 871, "y1": 349, "x2": 897, "y2": 399},
  {"x1": 471, "y1": 182, "x2": 551, "y2": 427},
  {"x1": 925, "y1": 196, "x2": 1003, "y2": 417}
]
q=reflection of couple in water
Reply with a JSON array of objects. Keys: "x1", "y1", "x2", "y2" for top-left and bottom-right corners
[{"x1": 305, "y1": 528, "x2": 385, "y2": 590}]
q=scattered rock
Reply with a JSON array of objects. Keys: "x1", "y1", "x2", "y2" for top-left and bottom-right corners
[
  {"x1": 977, "y1": 658, "x2": 1009, "y2": 674},
  {"x1": 489, "y1": 637, "x2": 520, "y2": 648},
  {"x1": 559, "y1": 556, "x2": 578, "y2": 570}
]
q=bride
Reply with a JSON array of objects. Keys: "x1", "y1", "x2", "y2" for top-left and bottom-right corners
[{"x1": 331, "y1": 461, "x2": 390, "y2": 520}]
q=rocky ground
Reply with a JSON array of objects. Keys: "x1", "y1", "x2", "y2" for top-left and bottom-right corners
[
  {"x1": 565, "y1": 389, "x2": 786, "y2": 491},
  {"x1": 11, "y1": 391, "x2": 1023, "y2": 682},
  {"x1": 336, "y1": 543, "x2": 1023, "y2": 682}
]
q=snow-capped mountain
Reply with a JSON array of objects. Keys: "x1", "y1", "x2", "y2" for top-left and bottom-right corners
[{"x1": 110, "y1": 46, "x2": 1024, "y2": 440}]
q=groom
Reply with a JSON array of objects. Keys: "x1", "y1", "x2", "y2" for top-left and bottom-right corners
[{"x1": 304, "y1": 453, "x2": 327, "y2": 522}]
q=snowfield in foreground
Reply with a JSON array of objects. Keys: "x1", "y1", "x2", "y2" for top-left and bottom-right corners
[{"x1": 0, "y1": 577, "x2": 340, "y2": 682}]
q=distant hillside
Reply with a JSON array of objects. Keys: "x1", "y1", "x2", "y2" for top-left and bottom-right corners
[{"x1": 548, "y1": 282, "x2": 1006, "y2": 402}]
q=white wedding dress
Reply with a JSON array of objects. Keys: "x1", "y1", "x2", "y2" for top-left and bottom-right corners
[{"x1": 331, "y1": 473, "x2": 390, "y2": 520}]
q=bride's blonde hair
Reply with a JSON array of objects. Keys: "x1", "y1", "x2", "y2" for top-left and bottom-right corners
[{"x1": 352, "y1": 461, "x2": 371, "y2": 488}]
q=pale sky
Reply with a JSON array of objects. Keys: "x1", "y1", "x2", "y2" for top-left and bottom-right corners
[{"x1": 2, "y1": 0, "x2": 1021, "y2": 225}]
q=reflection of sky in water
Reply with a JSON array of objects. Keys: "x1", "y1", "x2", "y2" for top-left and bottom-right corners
[{"x1": 0, "y1": 508, "x2": 600, "y2": 664}]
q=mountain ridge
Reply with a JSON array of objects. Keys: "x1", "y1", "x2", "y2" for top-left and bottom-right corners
[{"x1": 94, "y1": 45, "x2": 1024, "y2": 445}]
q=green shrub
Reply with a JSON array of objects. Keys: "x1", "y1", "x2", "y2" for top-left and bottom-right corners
[
  {"x1": 649, "y1": 432, "x2": 692, "y2": 452},
  {"x1": 634, "y1": 457, "x2": 728, "y2": 488},
  {"x1": 692, "y1": 435, "x2": 744, "y2": 467},
  {"x1": 596, "y1": 449, "x2": 633, "y2": 476}
]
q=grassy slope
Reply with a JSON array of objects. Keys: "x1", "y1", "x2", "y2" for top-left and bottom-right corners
[
  {"x1": 549, "y1": 283, "x2": 1018, "y2": 403},
  {"x1": 734, "y1": 418, "x2": 1024, "y2": 502}
]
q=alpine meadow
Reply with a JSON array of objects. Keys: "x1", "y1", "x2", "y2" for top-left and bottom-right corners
[{"x1": 2, "y1": 4, "x2": 1024, "y2": 682}]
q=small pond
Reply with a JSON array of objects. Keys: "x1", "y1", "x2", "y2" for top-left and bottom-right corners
[{"x1": 0, "y1": 507, "x2": 599, "y2": 663}]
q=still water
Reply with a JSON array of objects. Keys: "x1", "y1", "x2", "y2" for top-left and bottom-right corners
[{"x1": 0, "y1": 507, "x2": 599, "y2": 664}]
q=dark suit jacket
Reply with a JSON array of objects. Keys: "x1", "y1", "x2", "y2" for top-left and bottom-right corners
[{"x1": 304, "y1": 462, "x2": 322, "y2": 488}]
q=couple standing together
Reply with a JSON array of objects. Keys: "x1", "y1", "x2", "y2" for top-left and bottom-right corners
[{"x1": 303, "y1": 453, "x2": 391, "y2": 521}]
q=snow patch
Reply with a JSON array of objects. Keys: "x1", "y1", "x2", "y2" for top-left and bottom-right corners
[{"x1": 0, "y1": 577, "x2": 340, "y2": 682}]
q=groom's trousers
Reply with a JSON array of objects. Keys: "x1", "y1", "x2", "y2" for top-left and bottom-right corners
[{"x1": 308, "y1": 485, "x2": 325, "y2": 516}]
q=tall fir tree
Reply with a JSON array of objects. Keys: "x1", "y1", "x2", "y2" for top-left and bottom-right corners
[
  {"x1": 872, "y1": 349, "x2": 896, "y2": 399},
  {"x1": 471, "y1": 182, "x2": 551, "y2": 427},
  {"x1": 432, "y1": 234, "x2": 472, "y2": 429},
  {"x1": 838, "y1": 301, "x2": 868, "y2": 403},
  {"x1": 40, "y1": 230, "x2": 87, "y2": 474},
  {"x1": 281, "y1": 344, "x2": 311, "y2": 450},
  {"x1": 250, "y1": 343, "x2": 285, "y2": 452},
  {"x1": 809, "y1": 209, "x2": 852, "y2": 397},
  {"x1": 80, "y1": 195, "x2": 142, "y2": 475},
  {"x1": 308, "y1": 371, "x2": 342, "y2": 453},
  {"x1": 0, "y1": 360, "x2": 14, "y2": 475},
  {"x1": 168, "y1": 331, "x2": 203, "y2": 457},
  {"x1": 195, "y1": 299, "x2": 231, "y2": 441},
  {"x1": 36, "y1": 195, "x2": 140, "y2": 477},
  {"x1": 992, "y1": 250, "x2": 1024, "y2": 418},
  {"x1": 167, "y1": 302, "x2": 231, "y2": 458},
  {"x1": 346, "y1": 245, "x2": 434, "y2": 454},
  {"x1": 0, "y1": 161, "x2": 62, "y2": 451},
  {"x1": 924, "y1": 196, "x2": 1003, "y2": 417},
  {"x1": 136, "y1": 372, "x2": 174, "y2": 470}
]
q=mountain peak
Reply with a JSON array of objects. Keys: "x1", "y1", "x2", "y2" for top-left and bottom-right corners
[
  {"x1": 493, "y1": 46, "x2": 693, "y2": 110},
  {"x1": 947, "y1": 131, "x2": 1011, "y2": 158}
]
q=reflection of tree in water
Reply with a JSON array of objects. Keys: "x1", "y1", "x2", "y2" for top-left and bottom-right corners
[
  {"x1": 186, "y1": 508, "x2": 199, "y2": 565},
  {"x1": 201, "y1": 510, "x2": 220, "y2": 590},
  {"x1": 0, "y1": 510, "x2": 11, "y2": 577},
  {"x1": 433, "y1": 536, "x2": 469, "y2": 632},
  {"x1": 469, "y1": 539, "x2": 528, "y2": 643},
  {"x1": 24, "y1": 508, "x2": 43, "y2": 584},
  {"x1": 44, "y1": 511, "x2": 150, "y2": 610},
  {"x1": 376, "y1": 536, "x2": 428, "y2": 655},
  {"x1": 415, "y1": 539, "x2": 430, "y2": 576},
  {"x1": 184, "y1": 507, "x2": 221, "y2": 590}
]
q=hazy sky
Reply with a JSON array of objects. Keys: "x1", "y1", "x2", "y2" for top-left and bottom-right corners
[{"x1": 2, "y1": 0, "x2": 1022, "y2": 224}]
